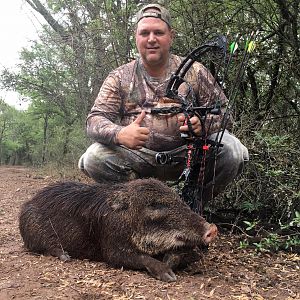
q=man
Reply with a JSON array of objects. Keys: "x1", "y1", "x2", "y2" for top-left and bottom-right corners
[{"x1": 78, "y1": 3, "x2": 249, "y2": 202}]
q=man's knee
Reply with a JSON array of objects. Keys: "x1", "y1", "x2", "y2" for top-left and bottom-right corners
[
  {"x1": 78, "y1": 143, "x2": 138, "y2": 182},
  {"x1": 202, "y1": 132, "x2": 248, "y2": 200},
  {"x1": 217, "y1": 131, "x2": 249, "y2": 176}
]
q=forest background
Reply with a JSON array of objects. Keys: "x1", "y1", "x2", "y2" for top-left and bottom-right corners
[{"x1": 0, "y1": 0, "x2": 299, "y2": 251}]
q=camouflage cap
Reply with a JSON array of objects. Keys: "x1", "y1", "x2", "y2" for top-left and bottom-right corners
[{"x1": 136, "y1": 3, "x2": 171, "y2": 27}]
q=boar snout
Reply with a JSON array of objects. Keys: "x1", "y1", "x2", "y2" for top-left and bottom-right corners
[{"x1": 202, "y1": 223, "x2": 218, "y2": 245}]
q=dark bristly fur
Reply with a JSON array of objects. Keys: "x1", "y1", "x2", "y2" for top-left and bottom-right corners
[{"x1": 19, "y1": 178, "x2": 217, "y2": 282}]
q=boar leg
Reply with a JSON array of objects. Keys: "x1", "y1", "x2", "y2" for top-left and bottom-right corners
[
  {"x1": 163, "y1": 248, "x2": 202, "y2": 270},
  {"x1": 141, "y1": 255, "x2": 177, "y2": 282},
  {"x1": 110, "y1": 252, "x2": 177, "y2": 282}
]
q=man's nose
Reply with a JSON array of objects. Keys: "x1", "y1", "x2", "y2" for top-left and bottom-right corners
[{"x1": 148, "y1": 32, "x2": 156, "y2": 43}]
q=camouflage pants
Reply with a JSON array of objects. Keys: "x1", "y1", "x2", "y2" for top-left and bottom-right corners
[{"x1": 78, "y1": 130, "x2": 249, "y2": 200}]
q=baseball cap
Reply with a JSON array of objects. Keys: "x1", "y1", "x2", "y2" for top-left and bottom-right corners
[{"x1": 135, "y1": 3, "x2": 171, "y2": 28}]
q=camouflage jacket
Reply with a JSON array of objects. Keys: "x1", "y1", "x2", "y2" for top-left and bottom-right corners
[{"x1": 86, "y1": 54, "x2": 230, "y2": 152}]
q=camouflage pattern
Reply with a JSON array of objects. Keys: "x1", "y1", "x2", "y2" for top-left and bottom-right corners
[
  {"x1": 78, "y1": 142, "x2": 187, "y2": 183},
  {"x1": 86, "y1": 54, "x2": 230, "y2": 152},
  {"x1": 78, "y1": 130, "x2": 249, "y2": 201}
]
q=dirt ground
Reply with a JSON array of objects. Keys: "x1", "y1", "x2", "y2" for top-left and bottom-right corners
[{"x1": 0, "y1": 166, "x2": 299, "y2": 300}]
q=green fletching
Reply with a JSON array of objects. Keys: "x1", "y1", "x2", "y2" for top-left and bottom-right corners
[{"x1": 230, "y1": 42, "x2": 238, "y2": 53}]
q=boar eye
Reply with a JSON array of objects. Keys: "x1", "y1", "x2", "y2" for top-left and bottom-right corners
[{"x1": 149, "y1": 202, "x2": 169, "y2": 210}]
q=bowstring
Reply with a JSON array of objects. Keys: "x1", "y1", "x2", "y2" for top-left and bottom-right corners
[
  {"x1": 210, "y1": 32, "x2": 258, "y2": 198},
  {"x1": 194, "y1": 40, "x2": 228, "y2": 214},
  {"x1": 208, "y1": 34, "x2": 242, "y2": 207}
]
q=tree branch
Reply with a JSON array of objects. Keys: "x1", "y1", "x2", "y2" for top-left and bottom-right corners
[{"x1": 25, "y1": 0, "x2": 68, "y2": 40}]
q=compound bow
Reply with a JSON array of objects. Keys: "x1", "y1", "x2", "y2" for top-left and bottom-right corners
[{"x1": 153, "y1": 32, "x2": 257, "y2": 214}]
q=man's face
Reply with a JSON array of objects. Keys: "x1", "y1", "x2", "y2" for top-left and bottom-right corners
[{"x1": 135, "y1": 16, "x2": 174, "y2": 68}]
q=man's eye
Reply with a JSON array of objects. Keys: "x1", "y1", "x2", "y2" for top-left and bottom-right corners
[
  {"x1": 140, "y1": 31, "x2": 149, "y2": 37},
  {"x1": 155, "y1": 31, "x2": 164, "y2": 36}
]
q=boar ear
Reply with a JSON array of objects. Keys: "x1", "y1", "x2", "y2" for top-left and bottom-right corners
[{"x1": 107, "y1": 194, "x2": 129, "y2": 211}]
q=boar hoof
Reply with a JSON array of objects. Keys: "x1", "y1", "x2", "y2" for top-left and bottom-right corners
[
  {"x1": 146, "y1": 263, "x2": 177, "y2": 282},
  {"x1": 59, "y1": 252, "x2": 71, "y2": 262},
  {"x1": 49, "y1": 248, "x2": 71, "y2": 262},
  {"x1": 158, "y1": 269, "x2": 177, "y2": 282}
]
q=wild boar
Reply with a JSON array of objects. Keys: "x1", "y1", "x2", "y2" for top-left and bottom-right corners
[{"x1": 19, "y1": 178, "x2": 217, "y2": 282}]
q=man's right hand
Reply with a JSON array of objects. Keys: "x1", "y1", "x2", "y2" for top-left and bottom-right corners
[{"x1": 116, "y1": 111, "x2": 150, "y2": 149}]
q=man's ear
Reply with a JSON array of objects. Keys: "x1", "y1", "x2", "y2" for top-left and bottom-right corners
[{"x1": 170, "y1": 29, "x2": 175, "y2": 43}]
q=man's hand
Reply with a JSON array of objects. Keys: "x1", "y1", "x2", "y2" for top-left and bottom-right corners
[
  {"x1": 178, "y1": 114, "x2": 201, "y2": 136},
  {"x1": 116, "y1": 111, "x2": 150, "y2": 149}
]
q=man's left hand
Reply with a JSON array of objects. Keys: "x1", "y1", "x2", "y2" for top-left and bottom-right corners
[{"x1": 178, "y1": 114, "x2": 201, "y2": 136}]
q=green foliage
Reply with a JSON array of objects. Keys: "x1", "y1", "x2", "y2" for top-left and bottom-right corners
[
  {"x1": 243, "y1": 220, "x2": 259, "y2": 231},
  {"x1": 280, "y1": 211, "x2": 300, "y2": 229},
  {"x1": 0, "y1": 105, "x2": 88, "y2": 167},
  {"x1": 238, "y1": 213, "x2": 300, "y2": 253},
  {"x1": 238, "y1": 239, "x2": 249, "y2": 249},
  {"x1": 212, "y1": 130, "x2": 299, "y2": 231},
  {"x1": 247, "y1": 232, "x2": 300, "y2": 253},
  {"x1": 0, "y1": 101, "x2": 25, "y2": 164},
  {"x1": 253, "y1": 233, "x2": 281, "y2": 252}
]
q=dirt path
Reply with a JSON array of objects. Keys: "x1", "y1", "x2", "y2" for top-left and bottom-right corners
[{"x1": 0, "y1": 166, "x2": 299, "y2": 300}]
